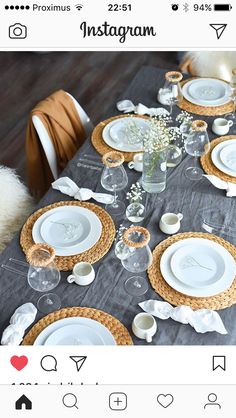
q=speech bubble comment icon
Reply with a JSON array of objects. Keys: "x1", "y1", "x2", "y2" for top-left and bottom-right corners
[{"x1": 40, "y1": 355, "x2": 58, "y2": 372}]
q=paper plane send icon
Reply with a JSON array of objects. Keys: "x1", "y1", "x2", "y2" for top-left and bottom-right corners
[
  {"x1": 70, "y1": 356, "x2": 87, "y2": 372},
  {"x1": 210, "y1": 24, "x2": 227, "y2": 39}
]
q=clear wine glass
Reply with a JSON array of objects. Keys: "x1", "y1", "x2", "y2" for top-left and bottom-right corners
[
  {"x1": 162, "y1": 71, "x2": 183, "y2": 116},
  {"x1": 27, "y1": 244, "x2": 61, "y2": 314},
  {"x1": 121, "y1": 226, "x2": 153, "y2": 296},
  {"x1": 225, "y1": 68, "x2": 236, "y2": 127},
  {"x1": 184, "y1": 120, "x2": 210, "y2": 181},
  {"x1": 101, "y1": 151, "x2": 128, "y2": 217}
]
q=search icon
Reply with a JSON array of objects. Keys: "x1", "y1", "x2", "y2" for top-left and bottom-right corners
[{"x1": 62, "y1": 393, "x2": 78, "y2": 409}]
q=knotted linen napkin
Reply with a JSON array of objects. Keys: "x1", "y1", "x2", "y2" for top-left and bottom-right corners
[
  {"x1": 1, "y1": 303, "x2": 37, "y2": 345},
  {"x1": 203, "y1": 174, "x2": 236, "y2": 197},
  {"x1": 117, "y1": 100, "x2": 169, "y2": 117},
  {"x1": 139, "y1": 300, "x2": 227, "y2": 334},
  {"x1": 52, "y1": 177, "x2": 114, "y2": 204}
]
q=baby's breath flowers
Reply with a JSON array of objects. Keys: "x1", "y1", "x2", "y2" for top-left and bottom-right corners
[
  {"x1": 126, "y1": 182, "x2": 145, "y2": 204},
  {"x1": 176, "y1": 111, "x2": 193, "y2": 125},
  {"x1": 143, "y1": 117, "x2": 172, "y2": 153}
]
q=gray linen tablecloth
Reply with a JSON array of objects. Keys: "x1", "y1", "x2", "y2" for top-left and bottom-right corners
[{"x1": 0, "y1": 65, "x2": 235, "y2": 345}]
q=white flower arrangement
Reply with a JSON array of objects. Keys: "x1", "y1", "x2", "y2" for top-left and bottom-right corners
[
  {"x1": 126, "y1": 182, "x2": 145, "y2": 204},
  {"x1": 143, "y1": 117, "x2": 174, "y2": 154},
  {"x1": 176, "y1": 111, "x2": 193, "y2": 124}
]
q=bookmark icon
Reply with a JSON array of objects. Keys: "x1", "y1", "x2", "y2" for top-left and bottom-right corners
[{"x1": 69, "y1": 356, "x2": 87, "y2": 372}]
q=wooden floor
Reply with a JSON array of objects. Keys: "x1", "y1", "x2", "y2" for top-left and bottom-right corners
[{"x1": 0, "y1": 51, "x2": 178, "y2": 182}]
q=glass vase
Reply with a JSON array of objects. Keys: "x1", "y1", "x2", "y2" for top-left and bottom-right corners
[
  {"x1": 125, "y1": 202, "x2": 146, "y2": 223},
  {"x1": 142, "y1": 148, "x2": 167, "y2": 193}
]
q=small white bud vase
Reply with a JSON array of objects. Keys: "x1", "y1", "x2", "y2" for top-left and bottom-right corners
[{"x1": 126, "y1": 202, "x2": 146, "y2": 223}]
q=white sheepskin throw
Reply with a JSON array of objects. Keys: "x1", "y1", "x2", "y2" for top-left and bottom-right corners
[
  {"x1": 181, "y1": 51, "x2": 236, "y2": 82},
  {"x1": 0, "y1": 166, "x2": 34, "y2": 253}
]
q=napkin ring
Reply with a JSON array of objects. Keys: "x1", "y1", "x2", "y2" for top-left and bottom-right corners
[
  {"x1": 102, "y1": 151, "x2": 125, "y2": 167},
  {"x1": 165, "y1": 71, "x2": 183, "y2": 83},
  {"x1": 192, "y1": 120, "x2": 208, "y2": 131},
  {"x1": 123, "y1": 226, "x2": 150, "y2": 248},
  {"x1": 26, "y1": 243, "x2": 56, "y2": 267}
]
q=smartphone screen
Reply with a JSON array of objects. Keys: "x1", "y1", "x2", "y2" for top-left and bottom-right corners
[{"x1": 0, "y1": 1, "x2": 235, "y2": 416}]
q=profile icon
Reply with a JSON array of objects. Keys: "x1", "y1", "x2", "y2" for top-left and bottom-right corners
[{"x1": 204, "y1": 393, "x2": 221, "y2": 409}]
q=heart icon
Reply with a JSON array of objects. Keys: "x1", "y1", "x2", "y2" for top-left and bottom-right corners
[
  {"x1": 157, "y1": 394, "x2": 174, "y2": 408},
  {"x1": 10, "y1": 355, "x2": 28, "y2": 371}
]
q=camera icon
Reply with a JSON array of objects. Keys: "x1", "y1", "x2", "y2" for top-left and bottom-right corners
[
  {"x1": 9, "y1": 23, "x2": 27, "y2": 39},
  {"x1": 172, "y1": 4, "x2": 179, "y2": 10}
]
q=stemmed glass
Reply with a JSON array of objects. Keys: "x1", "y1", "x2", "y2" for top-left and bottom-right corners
[
  {"x1": 120, "y1": 226, "x2": 153, "y2": 296},
  {"x1": 27, "y1": 244, "x2": 61, "y2": 314},
  {"x1": 225, "y1": 68, "x2": 236, "y2": 128},
  {"x1": 101, "y1": 151, "x2": 128, "y2": 217},
  {"x1": 163, "y1": 71, "x2": 183, "y2": 116},
  {"x1": 184, "y1": 120, "x2": 210, "y2": 181}
]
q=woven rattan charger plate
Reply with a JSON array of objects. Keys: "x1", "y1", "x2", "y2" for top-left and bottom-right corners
[
  {"x1": 20, "y1": 201, "x2": 116, "y2": 271},
  {"x1": 148, "y1": 232, "x2": 236, "y2": 310},
  {"x1": 91, "y1": 114, "x2": 148, "y2": 162},
  {"x1": 178, "y1": 78, "x2": 233, "y2": 116},
  {"x1": 201, "y1": 135, "x2": 236, "y2": 184},
  {"x1": 22, "y1": 307, "x2": 133, "y2": 345}
]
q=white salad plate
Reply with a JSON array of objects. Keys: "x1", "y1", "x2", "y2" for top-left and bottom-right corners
[
  {"x1": 44, "y1": 324, "x2": 104, "y2": 346},
  {"x1": 32, "y1": 205, "x2": 102, "y2": 256},
  {"x1": 160, "y1": 238, "x2": 235, "y2": 297},
  {"x1": 219, "y1": 143, "x2": 236, "y2": 171},
  {"x1": 102, "y1": 117, "x2": 148, "y2": 152},
  {"x1": 182, "y1": 78, "x2": 230, "y2": 107},
  {"x1": 211, "y1": 140, "x2": 236, "y2": 177},
  {"x1": 170, "y1": 243, "x2": 226, "y2": 288},
  {"x1": 34, "y1": 317, "x2": 116, "y2": 345}
]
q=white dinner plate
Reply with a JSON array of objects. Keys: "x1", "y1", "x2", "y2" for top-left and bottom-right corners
[
  {"x1": 32, "y1": 205, "x2": 102, "y2": 256},
  {"x1": 211, "y1": 139, "x2": 236, "y2": 177},
  {"x1": 40, "y1": 211, "x2": 91, "y2": 248},
  {"x1": 44, "y1": 324, "x2": 104, "y2": 345},
  {"x1": 220, "y1": 143, "x2": 236, "y2": 171},
  {"x1": 102, "y1": 117, "x2": 148, "y2": 152},
  {"x1": 160, "y1": 238, "x2": 235, "y2": 297},
  {"x1": 170, "y1": 244, "x2": 226, "y2": 288},
  {"x1": 34, "y1": 317, "x2": 116, "y2": 345},
  {"x1": 182, "y1": 78, "x2": 231, "y2": 107}
]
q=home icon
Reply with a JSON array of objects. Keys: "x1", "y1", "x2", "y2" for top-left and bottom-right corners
[{"x1": 15, "y1": 395, "x2": 32, "y2": 410}]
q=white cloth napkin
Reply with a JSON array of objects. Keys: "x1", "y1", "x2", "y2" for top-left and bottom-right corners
[
  {"x1": 117, "y1": 99, "x2": 169, "y2": 117},
  {"x1": 203, "y1": 174, "x2": 236, "y2": 197},
  {"x1": 1, "y1": 303, "x2": 37, "y2": 345},
  {"x1": 52, "y1": 177, "x2": 114, "y2": 204},
  {"x1": 139, "y1": 300, "x2": 227, "y2": 334}
]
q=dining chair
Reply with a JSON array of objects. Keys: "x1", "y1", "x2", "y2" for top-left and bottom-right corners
[{"x1": 32, "y1": 92, "x2": 94, "y2": 180}]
